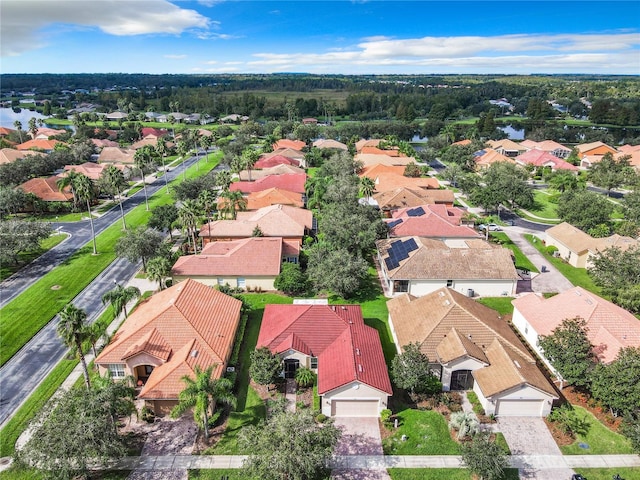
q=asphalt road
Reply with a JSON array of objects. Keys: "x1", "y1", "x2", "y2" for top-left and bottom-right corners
[{"x1": 0, "y1": 152, "x2": 227, "y2": 427}]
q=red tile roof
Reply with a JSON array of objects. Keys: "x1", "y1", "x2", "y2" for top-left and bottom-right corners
[
  {"x1": 63, "y1": 162, "x2": 128, "y2": 181},
  {"x1": 19, "y1": 176, "x2": 73, "y2": 202},
  {"x1": 245, "y1": 188, "x2": 304, "y2": 210},
  {"x1": 516, "y1": 149, "x2": 578, "y2": 171},
  {"x1": 16, "y1": 139, "x2": 64, "y2": 151},
  {"x1": 258, "y1": 304, "x2": 392, "y2": 395},
  {"x1": 141, "y1": 128, "x2": 168, "y2": 138},
  {"x1": 386, "y1": 205, "x2": 479, "y2": 238},
  {"x1": 230, "y1": 173, "x2": 307, "y2": 194},
  {"x1": 254, "y1": 155, "x2": 302, "y2": 169},
  {"x1": 172, "y1": 237, "x2": 284, "y2": 277},
  {"x1": 96, "y1": 279, "x2": 242, "y2": 399},
  {"x1": 0, "y1": 148, "x2": 37, "y2": 165},
  {"x1": 0, "y1": 127, "x2": 16, "y2": 136},
  {"x1": 273, "y1": 139, "x2": 306, "y2": 151}
]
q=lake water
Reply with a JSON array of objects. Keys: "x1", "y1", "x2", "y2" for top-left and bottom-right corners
[
  {"x1": 0, "y1": 107, "x2": 50, "y2": 129},
  {"x1": 499, "y1": 124, "x2": 525, "y2": 140}
]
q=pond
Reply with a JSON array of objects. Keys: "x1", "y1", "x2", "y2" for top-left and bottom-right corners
[
  {"x1": 499, "y1": 124, "x2": 525, "y2": 140},
  {"x1": 0, "y1": 107, "x2": 50, "y2": 129}
]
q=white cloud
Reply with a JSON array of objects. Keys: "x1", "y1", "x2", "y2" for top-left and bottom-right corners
[
  {"x1": 247, "y1": 33, "x2": 640, "y2": 74},
  {"x1": 1, "y1": 0, "x2": 211, "y2": 56},
  {"x1": 164, "y1": 54, "x2": 187, "y2": 59}
]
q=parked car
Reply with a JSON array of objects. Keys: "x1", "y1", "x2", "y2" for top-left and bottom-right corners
[{"x1": 478, "y1": 223, "x2": 502, "y2": 231}]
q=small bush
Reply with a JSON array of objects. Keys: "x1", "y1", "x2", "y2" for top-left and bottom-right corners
[
  {"x1": 449, "y1": 403, "x2": 463, "y2": 413},
  {"x1": 546, "y1": 245, "x2": 559, "y2": 255},
  {"x1": 466, "y1": 391, "x2": 479, "y2": 404},
  {"x1": 472, "y1": 403, "x2": 485, "y2": 416},
  {"x1": 140, "y1": 405, "x2": 155, "y2": 423},
  {"x1": 315, "y1": 413, "x2": 327, "y2": 423}
]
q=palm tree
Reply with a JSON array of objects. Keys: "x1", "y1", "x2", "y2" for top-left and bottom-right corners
[
  {"x1": 145, "y1": 256, "x2": 171, "y2": 290},
  {"x1": 176, "y1": 140, "x2": 189, "y2": 180},
  {"x1": 13, "y1": 120, "x2": 24, "y2": 143},
  {"x1": 57, "y1": 304, "x2": 92, "y2": 389},
  {"x1": 190, "y1": 129, "x2": 202, "y2": 172},
  {"x1": 359, "y1": 176, "x2": 376, "y2": 202},
  {"x1": 100, "y1": 165, "x2": 128, "y2": 230},
  {"x1": 67, "y1": 173, "x2": 98, "y2": 254},
  {"x1": 56, "y1": 170, "x2": 81, "y2": 207},
  {"x1": 215, "y1": 170, "x2": 232, "y2": 191},
  {"x1": 241, "y1": 148, "x2": 260, "y2": 182},
  {"x1": 134, "y1": 146, "x2": 154, "y2": 211},
  {"x1": 218, "y1": 189, "x2": 246, "y2": 220},
  {"x1": 178, "y1": 199, "x2": 202, "y2": 253},
  {"x1": 198, "y1": 189, "x2": 217, "y2": 239},
  {"x1": 101, "y1": 283, "x2": 141, "y2": 319},
  {"x1": 170, "y1": 365, "x2": 236, "y2": 439},
  {"x1": 155, "y1": 139, "x2": 170, "y2": 194},
  {"x1": 28, "y1": 117, "x2": 38, "y2": 139}
]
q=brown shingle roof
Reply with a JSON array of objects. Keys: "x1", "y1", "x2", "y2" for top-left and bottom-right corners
[
  {"x1": 98, "y1": 146, "x2": 136, "y2": 164},
  {"x1": 436, "y1": 328, "x2": 489, "y2": 364},
  {"x1": 378, "y1": 237, "x2": 517, "y2": 281},
  {"x1": 312, "y1": 139, "x2": 348, "y2": 151},
  {"x1": 0, "y1": 148, "x2": 37, "y2": 165},
  {"x1": 374, "y1": 187, "x2": 454, "y2": 210},
  {"x1": 545, "y1": 222, "x2": 594, "y2": 254},
  {"x1": 238, "y1": 164, "x2": 305, "y2": 181}
]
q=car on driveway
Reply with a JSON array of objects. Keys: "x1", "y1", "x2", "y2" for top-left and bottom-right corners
[{"x1": 478, "y1": 223, "x2": 502, "y2": 231}]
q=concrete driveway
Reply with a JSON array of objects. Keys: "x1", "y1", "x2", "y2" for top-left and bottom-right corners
[
  {"x1": 498, "y1": 417, "x2": 575, "y2": 480},
  {"x1": 331, "y1": 417, "x2": 390, "y2": 480}
]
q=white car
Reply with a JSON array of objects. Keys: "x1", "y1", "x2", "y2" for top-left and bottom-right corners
[{"x1": 479, "y1": 223, "x2": 502, "y2": 231}]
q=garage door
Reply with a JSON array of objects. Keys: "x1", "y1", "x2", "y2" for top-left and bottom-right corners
[
  {"x1": 331, "y1": 399, "x2": 379, "y2": 417},
  {"x1": 495, "y1": 399, "x2": 543, "y2": 417}
]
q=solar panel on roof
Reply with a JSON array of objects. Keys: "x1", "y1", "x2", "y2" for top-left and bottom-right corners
[
  {"x1": 385, "y1": 257, "x2": 399, "y2": 270},
  {"x1": 387, "y1": 219, "x2": 402, "y2": 229},
  {"x1": 407, "y1": 207, "x2": 425, "y2": 217},
  {"x1": 404, "y1": 238, "x2": 418, "y2": 252},
  {"x1": 474, "y1": 149, "x2": 486, "y2": 156}
]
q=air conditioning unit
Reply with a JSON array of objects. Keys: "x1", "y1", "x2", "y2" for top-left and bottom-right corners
[{"x1": 226, "y1": 366, "x2": 235, "y2": 373}]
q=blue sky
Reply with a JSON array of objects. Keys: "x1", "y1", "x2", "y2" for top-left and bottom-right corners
[{"x1": 2, "y1": 1, "x2": 639, "y2": 75}]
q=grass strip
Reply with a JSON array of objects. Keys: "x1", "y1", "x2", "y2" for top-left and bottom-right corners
[
  {"x1": 388, "y1": 469, "x2": 520, "y2": 480},
  {"x1": 524, "y1": 233, "x2": 604, "y2": 296},
  {"x1": 490, "y1": 232, "x2": 539, "y2": 273},
  {"x1": 476, "y1": 297, "x2": 515, "y2": 315},
  {"x1": 560, "y1": 406, "x2": 633, "y2": 455},
  {"x1": 0, "y1": 155, "x2": 220, "y2": 367}
]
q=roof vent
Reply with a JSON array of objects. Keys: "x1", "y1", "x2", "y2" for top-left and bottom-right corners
[
  {"x1": 341, "y1": 306, "x2": 347, "y2": 310},
  {"x1": 439, "y1": 291, "x2": 445, "y2": 297},
  {"x1": 444, "y1": 300, "x2": 450, "y2": 306},
  {"x1": 356, "y1": 348, "x2": 361, "y2": 356},
  {"x1": 513, "y1": 360, "x2": 521, "y2": 368},
  {"x1": 467, "y1": 334, "x2": 472, "y2": 340},
  {"x1": 191, "y1": 350, "x2": 198, "y2": 358},
  {"x1": 358, "y1": 364, "x2": 363, "y2": 373}
]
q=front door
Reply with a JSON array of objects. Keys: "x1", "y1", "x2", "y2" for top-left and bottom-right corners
[{"x1": 284, "y1": 359, "x2": 299, "y2": 379}]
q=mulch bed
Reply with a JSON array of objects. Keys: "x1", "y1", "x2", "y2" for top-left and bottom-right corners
[{"x1": 543, "y1": 417, "x2": 575, "y2": 447}]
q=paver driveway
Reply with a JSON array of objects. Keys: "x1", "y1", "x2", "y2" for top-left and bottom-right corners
[
  {"x1": 498, "y1": 416, "x2": 575, "y2": 480},
  {"x1": 331, "y1": 417, "x2": 390, "y2": 480}
]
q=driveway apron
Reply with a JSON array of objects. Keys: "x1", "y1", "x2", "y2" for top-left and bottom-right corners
[
  {"x1": 498, "y1": 417, "x2": 575, "y2": 480},
  {"x1": 331, "y1": 417, "x2": 391, "y2": 480}
]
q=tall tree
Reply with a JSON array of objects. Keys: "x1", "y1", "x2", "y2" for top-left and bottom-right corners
[
  {"x1": 134, "y1": 146, "x2": 155, "y2": 211},
  {"x1": 177, "y1": 199, "x2": 202, "y2": 253},
  {"x1": 59, "y1": 172, "x2": 98, "y2": 254},
  {"x1": 461, "y1": 433, "x2": 509, "y2": 480},
  {"x1": 170, "y1": 365, "x2": 236, "y2": 439},
  {"x1": 155, "y1": 138, "x2": 170, "y2": 193},
  {"x1": 241, "y1": 147, "x2": 260, "y2": 182},
  {"x1": 249, "y1": 347, "x2": 283, "y2": 387},
  {"x1": 28, "y1": 117, "x2": 38, "y2": 139},
  {"x1": 591, "y1": 346, "x2": 640, "y2": 417},
  {"x1": 391, "y1": 342, "x2": 441, "y2": 398},
  {"x1": 557, "y1": 190, "x2": 614, "y2": 232},
  {"x1": 198, "y1": 189, "x2": 217, "y2": 239},
  {"x1": 548, "y1": 170, "x2": 581, "y2": 193},
  {"x1": 13, "y1": 120, "x2": 24, "y2": 143},
  {"x1": 538, "y1": 317, "x2": 597, "y2": 388},
  {"x1": 589, "y1": 245, "x2": 640, "y2": 313},
  {"x1": 239, "y1": 410, "x2": 340, "y2": 480},
  {"x1": 101, "y1": 283, "x2": 141, "y2": 319},
  {"x1": 148, "y1": 204, "x2": 179, "y2": 240},
  {"x1": 145, "y1": 256, "x2": 172, "y2": 290},
  {"x1": 359, "y1": 176, "x2": 375, "y2": 201},
  {"x1": 99, "y1": 165, "x2": 128, "y2": 230},
  {"x1": 57, "y1": 304, "x2": 92, "y2": 389},
  {"x1": 115, "y1": 226, "x2": 165, "y2": 270},
  {"x1": 0, "y1": 220, "x2": 52, "y2": 266},
  {"x1": 589, "y1": 153, "x2": 635, "y2": 196},
  {"x1": 218, "y1": 189, "x2": 247, "y2": 220}
]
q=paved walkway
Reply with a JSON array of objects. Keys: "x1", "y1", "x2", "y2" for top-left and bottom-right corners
[
  {"x1": 332, "y1": 417, "x2": 391, "y2": 480},
  {"x1": 285, "y1": 379, "x2": 297, "y2": 412}
]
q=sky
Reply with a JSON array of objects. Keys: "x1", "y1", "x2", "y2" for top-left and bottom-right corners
[{"x1": 1, "y1": 0, "x2": 640, "y2": 75}]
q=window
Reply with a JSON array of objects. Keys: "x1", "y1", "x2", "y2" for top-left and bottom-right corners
[
  {"x1": 446, "y1": 280, "x2": 453, "y2": 287},
  {"x1": 144, "y1": 365, "x2": 154, "y2": 375},
  {"x1": 108, "y1": 364, "x2": 125, "y2": 378},
  {"x1": 284, "y1": 256, "x2": 298, "y2": 264},
  {"x1": 394, "y1": 280, "x2": 409, "y2": 293},
  {"x1": 310, "y1": 357, "x2": 318, "y2": 369},
  {"x1": 217, "y1": 278, "x2": 224, "y2": 285},
  {"x1": 237, "y1": 277, "x2": 246, "y2": 288}
]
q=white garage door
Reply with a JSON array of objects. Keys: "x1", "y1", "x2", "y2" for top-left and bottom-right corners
[
  {"x1": 495, "y1": 399, "x2": 543, "y2": 417},
  {"x1": 331, "y1": 399, "x2": 379, "y2": 417}
]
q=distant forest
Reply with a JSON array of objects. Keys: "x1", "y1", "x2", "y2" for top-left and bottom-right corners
[{"x1": 2, "y1": 73, "x2": 639, "y2": 128}]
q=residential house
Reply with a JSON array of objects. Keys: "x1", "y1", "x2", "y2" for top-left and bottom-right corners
[
  {"x1": 376, "y1": 236, "x2": 518, "y2": 297},
  {"x1": 302, "y1": 118, "x2": 318, "y2": 125},
  {"x1": 238, "y1": 164, "x2": 305, "y2": 181},
  {"x1": 97, "y1": 146, "x2": 136, "y2": 165},
  {"x1": 545, "y1": 222, "x2": 638, "y2": 269},
  {"x1": 359, "y1": 168, "x2": 440, "y2": 192},
  {"x1": 355, "y1": 153, "x2": 416, "y2": 168},
  {"x1": 199, "y1": 204, "x2": 313, "y2": 246},
  {"x1": 140, "y1": 128, "x2": 168, "y2": 139},
  {"x1": 273, "y1": 139, "x2": 306, "y2": 151},
  {"x1": 64, "y1": 162, "x2": 129, "y2": 181},
  {"x1": 387, "y1": 287, "x2": 557, "y2": 416},
  {"x1": 385, "y1": 204, "x2": 479, "y2": 239},
  {"x1": 16, "y1": 139, "x2": 64, "y2": 153},
  {"x1": 519, "y1": 140, "x2": 572, "y2": 159},
  {"x1": 515, "y1": 150, "x2": 578, "y2": 172},
  {"x1": 473, "y1": 148, "x2": 516, "y2": 170},
  {"x1": 95, "y1": 279, "x2": 242, "y2": 415},
  {"x1": 172, "y1": 237, "x2": 298, "y2": 291},
  {"x1": 576, "y1": 142, "x2": 617, "y2": 168},
  {"x1": 312, "y1": 139, "x2": 348, "y2": 151},
  {"x1": 355, "y1": 139, "x2": 383, "y2": 153},
  {"x1": 0, "y1": 127, "x2": 16, "y2": 137},
  {"x1": 230, "y1": 173, "x2": 307, "y2": 195},
  {"x1": 0, "y1": 148, "x2": 37, "y2": 165},
  {"x1": 486, "y1": 139, "x2": 526, "y2": 157},
  {"x1": 130, "y1": 136, "x2": 173, "y2": 151},
  {"x1": 451, "y1": 139, "x2": 472, "y2": 147},
  {"x1": 512, "y1": 287, "x2": 640, "y2": 377},
  {"x1": 19, "y1": 175, "x2": 73, "y2": 202},
  {"x1": 105, "y1": 111, "x2": 128, "y2": 120},
  {"x1": 257, "y1": 303, "x2": 392, "y2": 417},
  {"x1": 373, "y1": 187, "x2": 455, "y2": 215},
  {"x1": 219, "y1": 114, "x2": 249, "y2": 123},
  {"x1": 254, "y1": 154, "x2": 302, "y2": 169},
  {"x1": 33, "y1": 127, "x2": 67, "y2": 139},
  {"x1": 615, "y1": 150, "x2": 640, "y2": 172},
  {"x1": 244, "y1": 188, "x2": 304, "y2": 210},
  {"x1": 90, "y1": 139, "x2": 119, "y2": 149}
]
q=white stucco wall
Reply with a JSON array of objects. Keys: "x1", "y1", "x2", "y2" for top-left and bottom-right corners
[
  {"x1": 321, "y1": 382, "x2": 389, "y2": 417},
  {"x1": 474, "y1": 383, "x2": 554, "y2": 416},
  {"x1": 543, "y1": 237, "x2": 587, "y2": 268},
  {"x1": 511, "y1": 308, "x2": 556, "y2": 375},
  {"x1": 173, "y1": 275, "x2": 276, "y2": 291},
  {"x1": 405, "y1": 279, "x2": 515, "y2": 298}
]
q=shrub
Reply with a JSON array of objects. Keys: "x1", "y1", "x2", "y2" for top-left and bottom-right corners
[
  {"x1": 295, "y1": 367, "x2": 315, "y2": 388},
  {"x1": 380, "y1": 409, "x2": 393, "y2": 428},
  {"x1": 546, "y1": 245, "x2": 559, "y2": 256},
  {"x1": 140, "y1": 405, "x2": 155, "y2": 423},
  {"x1": 466, "y1": 391, "x2": 479, "y2": 404},
  {"x1": 472, "y1": 403, "x2": 485, "y2": 416},
  {"x1": 547, "y1": 404, "x2": 590, "y2": 437},
  {"x1": 449, "y1": 411, "x2": 480, "y2": 440},
  {"x1": 315, "y1": 413, "x2": 327, "y2": 423}
]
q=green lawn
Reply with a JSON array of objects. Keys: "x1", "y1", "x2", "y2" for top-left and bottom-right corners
[
  {"x1": 189, "y1": 470, "x2": 252, "y2": 480},
  {"x1": 0, "y1": 154, "x2": 221, "y2": 367},
  {"x1": 490, "y1": 232, "x2": 539, "y2": 273},
  {"x1": 524, "y1": 234, "x2": 604, "y2": 296},
  {"x1": 382, "y1": 407, "x2": 461, "y2": 455},
  {"x1": 560, "y1": 406, "x2": 634, "y2": 455},
  {"x1": 577, "y1": 468, "x2": 640, "y2": 480},
  {"x1": 0, "y1": 468, "x2": 130, "y2": 480},
  {"x1": 388, "y1": 469, "x2": 520, "y2": 480},
  {"x1": 526, "y1": 190, "x2": 560, "y2": 221},
  {"x1": 205, "y1": 293, "x2": 291, "y2": 454},
  {"x1": 476, "y1": 297, "x2": 515, "y2": 315},
  {"x1": 0, "y1": 233, "x2": 68, "y2": 282}
]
